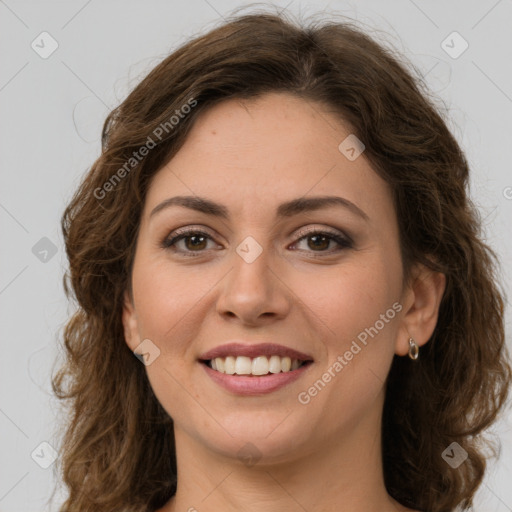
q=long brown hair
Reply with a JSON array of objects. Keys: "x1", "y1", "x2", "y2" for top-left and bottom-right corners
[{"x1": 52, "y1": 7, "x2": 511, "y2": 511}]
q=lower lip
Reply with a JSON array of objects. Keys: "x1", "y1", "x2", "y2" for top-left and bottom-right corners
[{"x1": 201, "y1": 362, "x2": 312, "y2": 395}]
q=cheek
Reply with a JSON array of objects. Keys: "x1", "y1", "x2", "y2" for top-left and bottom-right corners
[
  {"x1": 296, "y1": 255, "x2": 400, "y2": 409},
  {"x1": 292, "y1": 257, "x2": 399, "y2": 345},
  {"x1": 131, "y1": 257, "x2": 208, "y2": 423},
  {"x1": 294, "y1": 261, "x2": 399, "y2": 433},
  {"x1": 131, "y1": 255, "x2": 210, "y2": 344}
]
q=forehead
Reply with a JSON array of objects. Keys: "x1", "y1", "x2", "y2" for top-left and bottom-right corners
[{"x1": 143, "y1": 92, "x2": 394, "y2": 225}]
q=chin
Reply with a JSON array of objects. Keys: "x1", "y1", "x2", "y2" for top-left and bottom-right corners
[{"x1": 198, "y1": 408, "x2": 319, "y2": 465}]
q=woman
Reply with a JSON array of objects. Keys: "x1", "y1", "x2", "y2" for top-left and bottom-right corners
[{"x1": 52, "y1": 9, "x2": 511, "y2": 512}]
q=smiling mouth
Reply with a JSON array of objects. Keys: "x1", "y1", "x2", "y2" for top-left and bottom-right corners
[{"x1": 201, "y1": 355, "x2": 312, "y2": 376}]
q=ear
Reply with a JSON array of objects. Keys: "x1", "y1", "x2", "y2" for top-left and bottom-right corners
[
  {"x1": 122, "y1": 290, "x2": 141, "y2": 352},
  {"x1": 395, "y1": 263, "x2": 446, "y2": 356}
]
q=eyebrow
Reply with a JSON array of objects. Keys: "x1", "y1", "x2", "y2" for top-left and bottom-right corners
[{"x1": 149, "y1": 195, "x2": 369, "y2": 222}]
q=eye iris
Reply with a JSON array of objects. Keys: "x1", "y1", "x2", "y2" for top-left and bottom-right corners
[
  {"x1": 185, "y1": 235, "x2": 207, "y2": 251},
  {"x1": 308, "y1": 234, "x2": 330, "y2": 251}
]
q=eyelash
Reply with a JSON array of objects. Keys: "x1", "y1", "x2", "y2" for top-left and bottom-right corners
[{"x1": 161, "y1": 227, "x2": 353, "y2": 258}]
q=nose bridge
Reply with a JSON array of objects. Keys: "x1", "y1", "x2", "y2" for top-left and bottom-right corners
[
  {"x1": 231, "y1": 235, "x2": 274, "y2": 301},
  {"x1": 216, "y1": 234, "x2": 289, "y2": 322}
]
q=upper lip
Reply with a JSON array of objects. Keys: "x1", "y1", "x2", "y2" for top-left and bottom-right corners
[{"x1": 199, "y1": 342, "x2": 314, "y2": 361}]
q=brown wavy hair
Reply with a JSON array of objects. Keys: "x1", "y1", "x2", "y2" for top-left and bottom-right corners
[{"x1": 51, "y1": 7, "x2": 511, "y2": 512}]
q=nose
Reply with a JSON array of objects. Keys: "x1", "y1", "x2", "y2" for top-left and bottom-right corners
[{"x1": 216, "y1": 245, "x2": 291, "y2": 326}]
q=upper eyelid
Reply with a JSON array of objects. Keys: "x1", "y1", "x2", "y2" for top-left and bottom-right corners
[
  {"x1": 294, "y1": 225, "x2": 351, "y2": 240},
  {"x1": 166, "y1": 224, "x2": 349, "y2": 240}
]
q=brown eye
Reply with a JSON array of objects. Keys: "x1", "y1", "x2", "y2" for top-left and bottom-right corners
[
  {"x1": 183, "y1": 234, "x2": 208, "y2": 251},
  {"x1": 292, "y1": 230, "x2": 353, "y2": 254},
  {"x1": 162, "y1": 230, "x2": 216, "y2": 255},
  {"x1": 162, "y1": 227, "x2": 353, "y2": 258},
  {"x1": 306, "y1": 234, "x2": 331, "y2": 251}
]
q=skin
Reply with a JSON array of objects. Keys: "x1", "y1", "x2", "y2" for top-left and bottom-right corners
[{"x1": 122, "y1": 92, "x2": 446, "y2": 512}]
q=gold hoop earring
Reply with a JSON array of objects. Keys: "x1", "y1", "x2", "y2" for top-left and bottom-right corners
[{"x1": 408, "y1": 337, "x2": 419, "y2": 360}]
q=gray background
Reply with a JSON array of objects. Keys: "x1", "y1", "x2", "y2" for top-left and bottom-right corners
[{"x1": 1, "y1": 1, "x2": 511, "y2": 510}]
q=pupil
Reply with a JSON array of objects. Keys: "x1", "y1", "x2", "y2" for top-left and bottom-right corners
[
  {"x1": 309, "y1": 235, "x2": 328, "y2": 250},
  {"x1": 187, "y1": 235, "x2": 206, "y2": 250}
]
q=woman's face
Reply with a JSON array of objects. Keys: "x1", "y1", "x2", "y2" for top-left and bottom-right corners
[{"x1": 123, "y1": 92, "x2": 414, "y2": 464}]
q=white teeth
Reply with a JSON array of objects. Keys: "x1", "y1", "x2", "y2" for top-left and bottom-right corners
[
  {"x1": 235, "y1": 356, "x2": 252, "y2": 375},
  {"x1": 208, "y1": 355, "x2": 306, "y2": 375},
  {"x1": 214, "y1": 357, "x2": 225, "y2": 373},
  {"x1": 252, "y1": 356, "x2": 269, "y2": 376},
  {"x1": 224, "y1": 356, "x2": 236, "y2": 375},
  {"x1": 268, "y1": 355, "x2": 282, "y2": 373}
]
